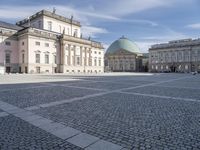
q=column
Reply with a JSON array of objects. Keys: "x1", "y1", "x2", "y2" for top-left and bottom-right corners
[
  {"x1": 62, "y1": 42, "x2": 66, "y2": 65},
  {"x1": 85, "y1": 47, "x2": 87, "y2": 66},
  {"x1": 89, "y1": 48, "x2": 91, "y2": 66},
  {"x1": 80, "y1": 46, "x2": 83, "y2": 66},
  {"x1": 68, "y1": 44, "x2": 71, "y2": 66},
  {"x1": 73, "y1": 45, "x2": 76, "y2": 66}
]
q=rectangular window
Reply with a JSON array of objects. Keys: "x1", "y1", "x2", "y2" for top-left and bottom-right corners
[
  {"x1": 47, "y1": 21, "x2": 52, "y2": 31},
  {"x1": 5, "y1": 53, "x2": 10, "y2": 63},
  {"x1": 99, "y1": 59, "x2": 101, "y2": 66},
  {"x1": 74, "y1": 29, "x2": 78, "y2": 37},
  {"x1": 36, "y1": 67, "x2": 40, "y2": 73},
  {"x1": 45, "y1": 43, "x2": 49, "y2": 47},
  {"x1": 22, "y1": 41, "x2": 24, "y2": 46},
  {"x1": 35, "y1": 54, "x2": 40, "y2": 63},
  {"x1": 35, "y1": 42, "x2": 40, "y2": 46},
  {"x1": 22, "y1": 53, "x2": 25, "y2": 63},
  {"x1": 45, "y1": 54, "x2": 49, "y2": 64},
  {"x1": 38, "y1": 21, "x2": 41, "y2": 29},
  {"x1": 5, "y1": 41, "x2": 11, "y2": 46},
  {"x1": 76, "y1": 57, "x2": 80, "y2": 65}
]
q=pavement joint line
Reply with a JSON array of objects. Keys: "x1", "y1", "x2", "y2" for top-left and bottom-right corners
[
  {"x1": 0, "y1": 100, "x2": 125, "y2": 149},
  {"x1": 23, "y1": 76, "x2": 193, "y2": 110},
  {"x1": 118, "y1": 91, "x2": 200, "y2": 103},
  {"x1": 43, "y1": 83, "x2": 107, "y2": 92},
  {"x1": 81, "y1": 78, "x2": 157, "y2": 85},
  {"x1": 0, "y1": 112, "x2": 10, "y2": 118},
  {"x1": 152, "y1": 85, "x2": 200, "y2": 90}
]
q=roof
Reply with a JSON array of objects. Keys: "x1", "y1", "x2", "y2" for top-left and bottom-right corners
[
  {"x1": 16, "y1": 10, "x2": 81, "y2": 27},
  {"x1": 0, "y1": 21, "x2": 23, "y2": 30},
  {"x1": 106, "y1": 36, "x2": 141, "y2": 54}
]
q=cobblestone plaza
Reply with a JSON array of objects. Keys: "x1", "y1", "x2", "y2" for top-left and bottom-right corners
[{"x1": 0, "y1": 73, "x2": 200, "y2": 149}]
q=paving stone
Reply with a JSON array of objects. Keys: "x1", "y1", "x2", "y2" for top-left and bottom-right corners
[
  {"x1": 14, "y1": 111, "x2": 35, "y2": 118},
  {"x1": 85, "y1": 140, "x2": 123, "y2": 150},
  {"x1": 0, "y1": 112, "x2": 9, "y2": 118},
  {"x1": 29, "y1": 117, "x2": 53, "y2": 127},
  {"x1": 1, "y1": 74, "x2": 200, "y2": 149},
  {"x1": 0, "y1": 86, "x2": 101, "y2": 108},
  {"x1": 67, "y1": 133, "x2": 99, "y2": 148},
  {"x1": 51, "y1": 126, "x2": 81, "y2": 140},
  {"x1": 24, "y1": 106, "x2": 40, "y2": 111},
  {"x1": 42, "y1": 122, "x2": 66, "y2": 132},
  {"x1": 0, "y1": 115, "x2": 83, "y2": 150}
]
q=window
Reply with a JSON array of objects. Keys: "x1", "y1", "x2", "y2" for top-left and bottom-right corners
[
  {"x1": 47, "y1": 21, "x2": 52, "y2": 31},
  {"x1": 45, "y1": 54, "x2": 49, "y2": 64},
  {"x1": 94, "y1": 58, "x2": 97, "y2": 66},
  {"x1": 94, "y1": 51, "x2": 97, "y2": 54},
  {"x1": 35, "y1": 54, "x2": 40, "y2": 63},
  {"x1": 22, "y1": 53, "x2": 25, "y2": 63},
  {"x1": 76, "y1": 57, "x2": 80, "y2": 65},
  {"x1": 45, "y1": 43, "x2": 49, "y2": 47},
  {"x1": 38, "y1": 21, "x2": 42, "y2": 29},
  {"x1": 5, "y1": 41, "x2": 11, "y2": 46},
  {"x1": 36, "y1": 67, "x2": 40, "y2": 73},
  {"x1": 99, "y1": 59, "x2": 101, "y2": 66},
  {"x1": 22, "y1": 41, "x2": 24, "y2": 46},
  {"x1": 99, "y1": 52, "x2": 101, "y2": 55},
  {"x1": 5, "y1": 53, "x2": 10, "y2": 63},
  {"x1": 74, "y1": 29, "x2": 78, "y2": 37},
  {"x1": 35, "y1": 42, "x2": 40, "y2": 46}
]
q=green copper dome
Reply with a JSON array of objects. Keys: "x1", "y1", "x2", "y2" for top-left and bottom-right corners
[{"x1": 106, "y1": 37, "x2": 140, "y2": 54}]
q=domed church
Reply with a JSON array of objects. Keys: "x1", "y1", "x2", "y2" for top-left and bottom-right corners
[{"x1": 105, "y1": 36, "x2": 145, "y2": 72}]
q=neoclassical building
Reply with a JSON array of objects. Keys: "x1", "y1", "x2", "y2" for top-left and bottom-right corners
[
  {"x1": 0, "y1": 10, "x2": 104, "y2": 74},
  {"x1": 149, "y1": 39, "x2": 200, "y2": 73},
  {"x1": 105, "y1": 37, "x2": 144, "y2": 72}
]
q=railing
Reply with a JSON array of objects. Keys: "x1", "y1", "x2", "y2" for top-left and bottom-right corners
[
  {"x1": 16, "y1": 10, "x2": 81, "y2": 27},
  {"x1": 0, "y1": 29, "x2": 17, "y2": 36},
  {"x1": 151, "y1": 39, "x2": 200, "y2": 49}
]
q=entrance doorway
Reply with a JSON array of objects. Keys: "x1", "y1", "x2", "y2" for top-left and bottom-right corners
[
  {"x1": 6, "y1": 67, "x2": 11, "y2": 73},
  {"x1": 170, "y1": 66, "x2": 176, "y2": 72},
  {"x1": 25, "y1": 67, "x2": 28, "y2": 73},
  {"x1": 36, "y1": 67, "x2": 40, "y2": 73}
]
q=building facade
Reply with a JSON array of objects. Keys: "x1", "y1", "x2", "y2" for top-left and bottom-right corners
[
  {"x1": 149, "y1": 39, "x2": 200, "y2": 73},
  {"x1": 105, "y1": 37, "x2": 145, "y2": 72},
  {"x1": 0, "y1": 10, "x2": 104, "y2": 74}
]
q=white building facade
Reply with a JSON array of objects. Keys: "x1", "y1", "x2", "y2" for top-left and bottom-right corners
[
  {"x1": 0, "y1": 10, "x2": 104, "y2": 74},
  {"x1": 149, "y1": 39, "x2": 200, "y2": 73}
]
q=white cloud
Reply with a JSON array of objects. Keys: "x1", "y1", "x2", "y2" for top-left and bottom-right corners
[
  {"x1": 123, "y1": 19, "x2": 158, "y2": 27},
  {"x1": 0, "y1": 5, "x2": 109, "y2": 38},
  {"x1": 101, "y1": 0, "x2": 175, "y2": 17},
  {"x1": 186, "y1": 23, "x2": 200, "y2": 29},
  {"x1": 135, "y1": 41, "x2": 157, "y2": 53},
  {"x1": 135, "y1": 27, "x2": 191, "y2": 52},
  {"x1": 81, "y1": 26, "x2": 108, "y2": 38}
]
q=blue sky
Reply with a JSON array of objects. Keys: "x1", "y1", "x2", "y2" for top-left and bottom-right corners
[{"x1": 0, "y1": 0, "x2": 200, "y2": 52}]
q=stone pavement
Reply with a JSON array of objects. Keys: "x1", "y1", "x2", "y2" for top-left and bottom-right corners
[{"x1": 0, "y1": 73, "x2": 200, "y2": 149}]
